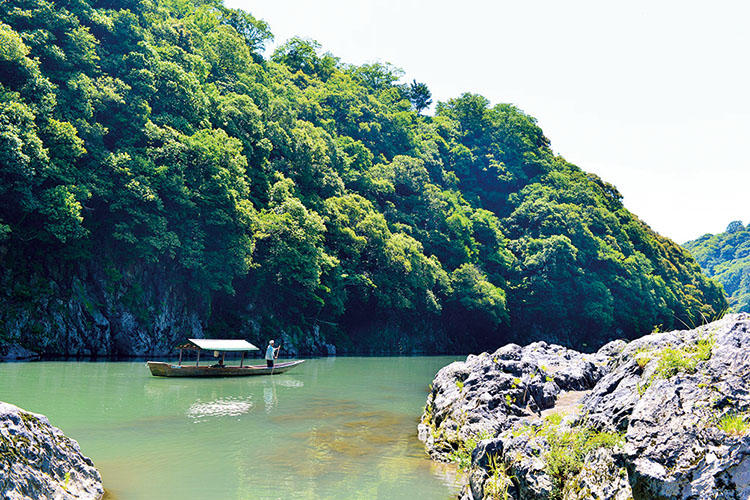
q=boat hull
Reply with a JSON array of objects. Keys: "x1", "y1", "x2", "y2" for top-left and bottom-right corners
[{"x1": 146, "y1": 360, "x2": 305, "y2": 377}]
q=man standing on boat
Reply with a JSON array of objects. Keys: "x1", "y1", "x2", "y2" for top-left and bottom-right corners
[{"x1": 265, "y1": 340, "x2": 280, "y2": 368}]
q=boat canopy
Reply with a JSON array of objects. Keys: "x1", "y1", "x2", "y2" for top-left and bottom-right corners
[{"x1": 178, "y1": 339, "x2": 260, "y2": 352}]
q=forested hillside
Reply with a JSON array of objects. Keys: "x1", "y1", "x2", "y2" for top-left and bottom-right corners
[
  {"x1": 684, "y1": 221, "x2": 749, "y2": 313},
  {"x1": 0, "y1": 0, "x2": 726, "y2": 356}
]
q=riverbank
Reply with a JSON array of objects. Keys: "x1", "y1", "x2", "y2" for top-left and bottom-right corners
[{"x1": 420, "y1": 314, "x2": 750, "y2": 499}]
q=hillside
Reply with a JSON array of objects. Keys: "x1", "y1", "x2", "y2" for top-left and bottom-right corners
[
  {"x1": 0, "y1": 0, "x2": 725, "y2": 356},
  {"x1": 684, "y1": 221, "x2": 749, "y2": 313}
]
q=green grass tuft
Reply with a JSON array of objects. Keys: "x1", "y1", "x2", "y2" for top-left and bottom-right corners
[
  {"x1": 718, "y1": 413, "x2": 750, "y2": 436},
  {"x1": 448, "y1": 430, "x2": 493, "y2": 470},
  {"x1": 484, "y1": 453, "x2": 514, "y2": 500},
  {"x1": 541, "y1": 419, "x2": 623, "y2": 500}
]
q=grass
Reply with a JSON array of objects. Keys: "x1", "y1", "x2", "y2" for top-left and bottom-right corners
[
  {"x1": 456, "y1": 380, "x2": 464, "y2": 391},
  {"x1": 484, "y1": 454, "x2": 513, "y2": 500},
  {"x1": 545, "y1": 413, "x2": 563, "y2": 426},
  {"x1": 717, "y1": 413, "x2": 750, "y2": 436},
  {"x1": 448, "y1": 429, "x2": 493, "y2": 470},
  {"x1": 654, "y1": 347, "x2": 697, "y2": 378},
  {"x1": 634, "y1": 347, "x2": 653, "y2": 368},
  {"x1": 541, "y1": 419, "x2": 623, "y2": 500},
  {"x1": 504, "y1": 412, "x2": 623, "y2": 499},
  {"x1": 654, "y1": 334, "x2": 714, "y2": 379},
  {"x1": 637, "y1": 333, "x2": 716, "y2": 394}
]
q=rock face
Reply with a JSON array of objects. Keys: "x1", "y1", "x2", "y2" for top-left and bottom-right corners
[
  {"x1": 0, "y1": 262, "x2": 206, "y2": 357},
  {"x1": 0, "y1": 262, "x2": 334, "y2": 358},
  {"x1": 0, "y1": 402, "x2": 104, "y2": 499},
  {"x1": 420, "y1": 314, "x2": 750, "y2": 499}
]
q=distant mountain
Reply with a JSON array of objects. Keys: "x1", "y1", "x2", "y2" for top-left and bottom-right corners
[{"x1": 684, "y1": 221, "x2": 750, "y2": 313}]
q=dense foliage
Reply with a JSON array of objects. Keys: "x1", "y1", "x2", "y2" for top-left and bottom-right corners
[
  {"x1": 684, "y1": 221, "x2": 749, "y2": 313},
  {"x1": 0, "y1": 0, "x2": 726, "y2": 353}
]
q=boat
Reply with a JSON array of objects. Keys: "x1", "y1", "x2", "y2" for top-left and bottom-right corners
[{"x1": 146, "y1": 338, "x2": 305, "y2": 377}]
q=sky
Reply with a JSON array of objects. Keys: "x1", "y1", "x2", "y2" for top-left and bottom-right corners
[{"x1": 227, "y1": 0, "x2": 749, "y2": 243}]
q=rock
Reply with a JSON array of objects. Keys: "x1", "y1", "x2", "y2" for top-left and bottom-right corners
[
  {"x1": 563, "y1": 448, "x2": 632, "y2": 500},
  {"x1": 0, "y1": 401, "x2": 103, "y2": 499},
  {"x1": 418, "y1": 340, "x2": 613, "y2": 460},
  {"x1": 0, "y1": 343, "x2": 39, "y2": 361},
  {"x1": 420, "y1": 313, "x2": 750, "y2": 499}
]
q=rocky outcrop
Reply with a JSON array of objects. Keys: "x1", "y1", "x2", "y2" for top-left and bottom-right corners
[
  {"x1": 420, "y1": 314, "x2": 750, "y2": 499},
  {"x1": 0, "y1": 402, "x2": 103, "y2": 499}
]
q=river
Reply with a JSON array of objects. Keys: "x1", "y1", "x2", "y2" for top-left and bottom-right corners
[{"x1": 0, "y1": 356, "x2": 461, "y2": 499}]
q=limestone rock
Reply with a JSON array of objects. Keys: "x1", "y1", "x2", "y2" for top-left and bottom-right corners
[
  {"x1": 420, "y1": 314, "x2": 750, "y2": 499},
  {"x1": 0, "y1": 262, "x2": 335, "y2": 358},
  {"x1": 0, "y1": 402, "x2": 103, "y2": 499},
  {"x1": 418, "y1": 339, "x2": 615, "y2": 460}
]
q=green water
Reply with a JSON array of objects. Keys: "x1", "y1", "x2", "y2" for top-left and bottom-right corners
[{"x1": 0, "y1": 357, "x2": 461, "y2": 499}]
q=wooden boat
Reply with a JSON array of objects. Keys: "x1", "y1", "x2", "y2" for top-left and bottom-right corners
[
  {"x1": 146, "y1": 359, "x2": 305, "y2": 377},
  {"x1": 146, "y1": 339, "x2": 305, "y2": 378}
]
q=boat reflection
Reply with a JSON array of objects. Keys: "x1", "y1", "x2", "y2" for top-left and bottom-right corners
[
  {"x1": 274, "y1": 378, "x2": 304, "y2": 388},
  {"x1": 186, "y1": 397, "x2": 253, "y2": 421}
]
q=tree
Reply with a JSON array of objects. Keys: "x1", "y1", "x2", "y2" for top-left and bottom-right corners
[
  {"x1": 408, "y1": 79, "x2": 432, "y2": 114},
  {"x1": 271, "y1": 37, "x2": 339, "y2": 80},
  {"x1": 219, "y1": 7, "x2": 273, "y2": 56}
]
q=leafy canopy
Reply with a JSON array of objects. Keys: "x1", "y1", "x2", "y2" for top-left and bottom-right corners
[{"x1": 0, "y1": 0, "x2": 727, "y2": 353}]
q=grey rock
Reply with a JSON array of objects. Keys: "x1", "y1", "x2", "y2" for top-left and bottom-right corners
[
  {"x1": 421, "y1": 313, "x2": 750, "y2": 499},
  {"x1": 0, "y1": 343, "x2": 39, "y2": 360},
  {"x1": 419, "y1": 341, "x2": 612, "y2": 460},
  {"x1": 0, "y1": 401, "x2": 103, "y2": 499},
  {"x1": 563, "y1": 448, "x2": 632, "y2": 500}
]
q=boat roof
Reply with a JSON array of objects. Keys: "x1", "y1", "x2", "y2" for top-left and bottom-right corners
[{"x1": 179, "y1": 339, "x2": 260, "y2": 352}]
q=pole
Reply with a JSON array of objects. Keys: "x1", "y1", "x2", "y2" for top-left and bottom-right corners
[
  {"x1": 178, "y1": 349, "x2": 183, "y2": 366},
  {"x1": 272, "y1": 345, "x2": 281, "y2": 375},
  {"x1": 240, "y1": 351, "x2": 245, "y2": 367},
  {"x1": 196, "y1": 350, "x2": 200, "y2": 367}
]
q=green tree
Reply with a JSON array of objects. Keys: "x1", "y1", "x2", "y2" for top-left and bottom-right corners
[{"x1": 408, "y1": 79, "x2": 432, "y2": 114}]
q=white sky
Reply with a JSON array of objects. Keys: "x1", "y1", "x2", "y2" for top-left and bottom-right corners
[{"x1": 227, "y1": 0, "x2": 749, "y2": 243}]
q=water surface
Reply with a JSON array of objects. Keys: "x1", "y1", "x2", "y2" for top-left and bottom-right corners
[{"x1": 0, "y1": 357, "x2": 460, "y2": 499}]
